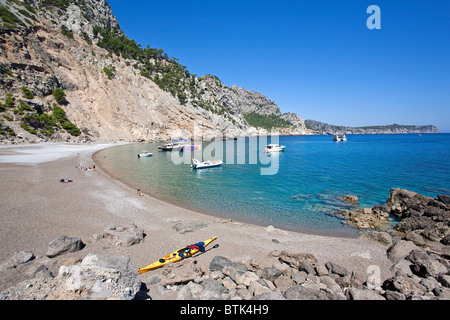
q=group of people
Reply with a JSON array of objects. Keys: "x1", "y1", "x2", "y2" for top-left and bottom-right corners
[{"x1": 76, "y1": 162, "x2": 95, "y2": 171}]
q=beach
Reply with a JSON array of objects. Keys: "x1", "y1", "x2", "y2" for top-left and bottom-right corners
[{"x1": 0, "y1": 142, "x2": 395, "y2": 294}]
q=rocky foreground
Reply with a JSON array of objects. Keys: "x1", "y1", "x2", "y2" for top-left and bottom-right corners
[{"x1": 0, "y1": 188, "x2": 449, "y2": 300}]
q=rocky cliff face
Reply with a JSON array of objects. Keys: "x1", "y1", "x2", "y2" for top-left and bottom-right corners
[{"x1": 0, "y1": 0, "x2": 309, "y2": 144}]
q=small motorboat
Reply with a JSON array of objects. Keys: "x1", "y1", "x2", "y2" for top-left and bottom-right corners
[
  {"x1": 332, "y1": 134, "x2": 347, "y2": 142},
  {"x1": 158, "y1": 143, "x2": 183, "y2": 151},
  {"x1": 191, "y1": 159, "x2": 223, "y2": 169},
  {"x1": 138, "y1": 150, "x2": 153, "y2": 158},
  {"x1": 264, "y1": 144, "x2": 286, "y2": 152}
]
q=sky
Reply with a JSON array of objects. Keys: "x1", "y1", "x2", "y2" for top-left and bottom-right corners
[{"x1": 106, "y1": 0, "x2": 450, "y2": 132}]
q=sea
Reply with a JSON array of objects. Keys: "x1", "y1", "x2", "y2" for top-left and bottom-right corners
[{"x1": 95, "y1": 133, "x2": 450, "y2": 237}]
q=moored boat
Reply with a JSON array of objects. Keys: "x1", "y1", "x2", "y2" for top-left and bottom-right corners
[
  {"x1": 191, "y1": 158, "x2": 223, "y2": 169},
  {"x1": 158, "y1": 143, "x2": 183, "y2": 151},
  {"x1": 137, "y1": 150, "x2": 153, "y2": 158},
  {"x1": 264, "y1": 144, "x2": 286, "y2": 152},
  {"x1": 332, "y1": 134, "x2": 347, "y2": 142}
]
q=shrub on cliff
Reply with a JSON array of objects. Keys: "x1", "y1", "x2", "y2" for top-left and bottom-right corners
[
  {"x1": 4, "y1": 93, "x2": 15, "y2": 108},
  {"x1": 52, "y1": 88, "x2": 66, "y2": 105},
  {"x1": 52, "y1": 105, "x2": 81, "y2": 136},
  {"x1": 21, "y1": 87, "x2": 34, "y2": 99},
  {"x1": 244, "y1": 112, "x2": 292, "y2": 131},
  {"x1": 0, "y1": 7, "x2": 22, "y2": 28}
]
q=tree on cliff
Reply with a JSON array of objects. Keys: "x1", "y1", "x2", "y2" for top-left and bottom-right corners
[{"x1": 52, "y1": 88, "x2": 67, "y2": 105}]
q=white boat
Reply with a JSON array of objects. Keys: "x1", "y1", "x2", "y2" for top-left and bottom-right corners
[
  {"x1": 264, "y1": 144, "x2": 286, "y2": 152},
  {"x1": 158, "y1": 143, "x2": 183, "y2": 151},
  {"x1": 191, "y1": 159, "x2": 223, "y2": 169},
  {"x1": 137, "y1": 150, "x2": 153, "y2": 158},
  {"x1": 332, "y1": 134, "x2": 347, "y2": 142}
]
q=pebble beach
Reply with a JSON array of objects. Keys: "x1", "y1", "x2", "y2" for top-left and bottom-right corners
[{"x1": 0, "y1": 142, "x2": 396, "y2": 296}]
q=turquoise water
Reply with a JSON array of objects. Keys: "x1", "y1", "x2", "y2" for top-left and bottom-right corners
[{"x1": 95, "y1": 134, "x2": 450, "y2": 236}]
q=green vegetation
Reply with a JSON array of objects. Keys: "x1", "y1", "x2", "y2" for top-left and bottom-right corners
[
  {"x1": 52, "y1": 105, "x2": 81, "y2": 136},
  {"x1": 93, "y1": 25, "x2": 193, "y2": 104},
  {"x1": 52, "y1": 88, "x2": 66, "y2": 104},
  {"x1": 103, "y1": 64, "x2": 116, "y2": 79},
  {"x1": 0, "y1": 92, "x2": 80, "y2": 138},
  {"x1": 0, "y1": 6, "x2": 22, "y2": 28},
  {"x1": 38, "y1": 0, "x2": 70, "y2": 10},
  {"x1": 22, "y1": 112, "x2": 56, "y2": 136},
  {"x1": 18, "y1": 8, "x2": 37, "y2": 22},
  {"x1": 21, "y1": 87, "x2": 34, "y2": 99},
  {"x1": 243, "y1": 112, "x2": 292, "y2": 131},
  {"x1": 4, "y1": 93, "x2": 15, "y2": 108},
  {"x1": 61, "y1": 25, "x2": 74, "y2": 38},
  {"x1": 80, "y1": 31, "x2": 92, "y2": 45}
]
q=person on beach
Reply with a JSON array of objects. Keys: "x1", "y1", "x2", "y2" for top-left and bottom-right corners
[{"x1": 137, "y1": 189, "x2": 145, "y2": 196}]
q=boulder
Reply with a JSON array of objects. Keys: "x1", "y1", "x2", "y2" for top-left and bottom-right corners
[
  {"x1": 387, "y1": 188, "x2": 434, "y2": 219},
  {"x1": 102, "y1": 224, "x2": 145, "y2": 246},
  {"x1": 339, "y1": 195, "x2": 359, "y2": 204},
  {"x1": 46, "y1": 235, "x2": 83, "y2": 258},
  {"x1": 407, "y1": 250, "x2": 448, "y2": 278},
  {"x1": 346, "y1": 288, "x2": 385, "y2": 300},
  {"x1": 386, "y1": 240, "x2": 419, "y2": 262},
  {"x1": 209, "y1": 256, "x2": 247, "y2": 273},
  {"x1": 361, "y1": 231, "x2": 393, "y2": 246},
  {"x1": 283, "y1": 285, "x2": 337, "y2": 300},
  {"x1": 437, "y1": 195, "x2": 450, "y2": 205},
  {"x1": 160, "y1": 259, "x2": 201, "y2": 286},
  {"x1": 437, "y1": 275, "x2": 450, "y2": 288},
  {"x1": 260, "y1": 267, "x2": 283, "y2": 282},
  {"x1": 59, "y1": 254, "x2": 141, "y2": 300},
  {"x1": 273, "y1": 275, "x2": 295, "y2": 292},
  {"x1": 200, "y1": 278, "x2": 227, "y2": 295},
  {"x1": 441, "y1": 234, "x2": 450, "y2": 245},
  {"x1": 382, "y1": 274, "x2": 427, "y2": 297},
  {"x1": 276, "y1": 251, "x2": 318, "y2": 269},
  {"x1": 0, "y1": 251, "x2": 35, "y2": 271},
  {"x1": 395, "y1": 216, "x2": 434, "y2": 233},
  {"x1": 325, "y1": 262, "x2": 349, "y2": 277},
  {"x1": 252, "y1": 291, "x2": 285, "y2": 300}
]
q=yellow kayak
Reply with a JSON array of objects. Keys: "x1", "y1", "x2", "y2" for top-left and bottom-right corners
[{"x1": 137, "y1": 236, "x2": 217, "y2": 274}]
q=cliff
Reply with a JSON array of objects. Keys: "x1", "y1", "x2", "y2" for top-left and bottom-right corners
[{"x1": 0, "y1": 0, "x2": 309, "y2": 144}]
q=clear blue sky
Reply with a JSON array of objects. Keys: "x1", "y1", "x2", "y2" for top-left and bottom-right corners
[{"x1": 106, "y1": 0, "x2": 450, "y2": 132}]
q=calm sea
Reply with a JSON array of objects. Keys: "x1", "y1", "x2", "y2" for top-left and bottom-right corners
[{"x1": 95, "y1": 134, "x2": 450, "y2": 237}]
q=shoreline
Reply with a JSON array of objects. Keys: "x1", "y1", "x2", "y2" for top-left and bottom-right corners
[
  {"x1": 0, "y1": 142, "x2": 394, "y2": 293},
  {"x1": 93, "y1": 144, "x2": 359, "y2": 239}
]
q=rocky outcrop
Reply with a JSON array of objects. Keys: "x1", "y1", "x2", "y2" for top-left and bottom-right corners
[
  {"x1": 0, "y1": 253, "x2": 142, "y2": 300},
  {"x1": 338, "y1": 188, "x2": 450, "y2": 245},
  {"x1": 334, "y1": 188, "x2": 450, "y2": 300},
  {"x1": 1, "y1": 214, "x2": 449, "y2": 300}
]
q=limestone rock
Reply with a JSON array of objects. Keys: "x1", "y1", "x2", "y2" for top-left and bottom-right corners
[
  {"x1": 46, "y1": 235, "x2": 83, "y2": 258},
  {"x1": 0, "y1": 251, "x2": 35, "y2": 271},
  {"x1": 102, "y1": 224, "x2": 145, "y2": 246}
]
